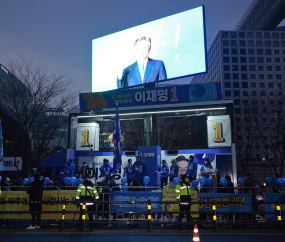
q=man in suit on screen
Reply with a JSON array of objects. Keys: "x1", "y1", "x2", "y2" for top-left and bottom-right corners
[{"x1": 117, "y1": 36, "x2": 167, "y2": 88}]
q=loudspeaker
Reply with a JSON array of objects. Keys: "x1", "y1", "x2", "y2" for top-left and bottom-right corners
[
  {"x1": 125, "y1": 151, "x2": 136, "y2": 155},
  {"x1": 167, "y1": 150, "x2": 178, "y2": 155}
]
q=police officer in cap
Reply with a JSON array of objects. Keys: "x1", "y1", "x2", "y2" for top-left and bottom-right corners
[
  {"x1": 175, "y1": 174, "x2": 191, "y2": 229},
  {"x1": 76, "y1": 174, "x2": 99, "y2": 231}
]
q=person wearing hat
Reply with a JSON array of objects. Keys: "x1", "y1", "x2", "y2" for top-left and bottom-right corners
[
  {"x1": 100, "y1": 158, "x2": 113, "y2": 179},
  {"x1": 186, "y1": 155, "x2": 197, "y2": 181},
  {"x1": 200, "y1": 158, "x2": 213, "y2": 179},
  {"x1": 26, "y1": 173, "x2": 43, "y2": 229},
  {"x1": 131, "y1": 155, "x2": 148, "y2": 187},
  {"x1": 175, "y1": 174, "x2": 191, "y2": 230},
  {"x1": 75, "y1": 174, "x2": 99, "y2": 231}
]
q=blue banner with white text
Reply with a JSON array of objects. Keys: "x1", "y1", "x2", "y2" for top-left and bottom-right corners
[
  {"x1": 110, "y1": 191, "x2": 162, "y2": 212},
  {"x1": 110, "y1": 191, "x2": 252, "y2": 212},
  {"x1": 80, "y1": 83, "x2": 222, "y2": 111}
]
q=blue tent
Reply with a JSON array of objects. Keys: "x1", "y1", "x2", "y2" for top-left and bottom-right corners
[{"x1": 38, "y1": 149, "x2": 68, "y2": 181}]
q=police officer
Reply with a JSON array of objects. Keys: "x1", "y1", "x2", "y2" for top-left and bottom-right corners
[
  {"x1": 100, "y1": 159, "x2": 113, "y2": 179},
  {"x1": 76, "y1": 174, "x2": 99, "y2": 231},
  {"x1": 175, "y1": 174, "x2": 191, "y2": 229},
  {"x1": 186, "y1": 155, "x2": 197, "y2": 181}
]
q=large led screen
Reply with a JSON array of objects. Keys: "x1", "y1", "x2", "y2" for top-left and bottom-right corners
[{"x1": 92, "y1": 6, "x2": 206, "y2": 92}]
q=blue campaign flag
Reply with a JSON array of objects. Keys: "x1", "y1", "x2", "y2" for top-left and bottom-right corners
[{"x1": 112, "y1": 103, "x2": 122, "y2": 173}]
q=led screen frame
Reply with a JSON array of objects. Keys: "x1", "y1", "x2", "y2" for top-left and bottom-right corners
[{"x1": 92, "y1": 5, "x2": 207, "y2": 92}]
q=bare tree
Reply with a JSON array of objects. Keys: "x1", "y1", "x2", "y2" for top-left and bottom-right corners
[
  {"x1": 239, "y1": 91, "x2": 285, "y2": 179},
  {"x1": 156, "y1": 116, "x2": 201, "y2": 150},
  {"x1": 0, "y1": 57, "x2": 79, "y2": 176},
  {"x1": 122, "y1": 119, "x2": 144, "y2": 150}
]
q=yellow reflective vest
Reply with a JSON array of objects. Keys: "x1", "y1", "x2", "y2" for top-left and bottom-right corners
[
  {"x1": 175, "y1": 182, "x2": 191, "y2": 204},
  {"x1": 76, "y1": 182, "x2": 99, "y2": 201}
]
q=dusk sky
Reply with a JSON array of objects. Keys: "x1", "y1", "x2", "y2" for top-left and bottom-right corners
[{"x1": 0, "y1": 0, "x2": 252, "y2": 93}]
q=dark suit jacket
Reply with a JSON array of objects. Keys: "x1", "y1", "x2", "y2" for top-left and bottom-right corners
[{"x1": 117, "y1": 58, "x2": 167, "y2": 88}]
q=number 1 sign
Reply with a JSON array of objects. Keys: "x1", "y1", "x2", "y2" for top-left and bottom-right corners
[
  {"x1": 207, "y1": 116, "x2": 231, "y2": 148},
  {"x1": 76, "y1": 123, "x2": 100, "y2": 151}
]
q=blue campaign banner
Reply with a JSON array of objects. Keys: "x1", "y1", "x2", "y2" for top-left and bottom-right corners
[
  {"x1": 110, "y1": 191, "x2": 162, "y2": 212},
  {"x1": 110, "y1": 191, "x2": 251, "y2": 212},
  {"x1": 266, "y1": 193, "x2": 285, "y2": 220},
  {"x1": 80, "y1": 83, "x2": 222, "y2": 112},
  {"x1": 197, "y1": 193, "x2": 252, "y2": 212}
]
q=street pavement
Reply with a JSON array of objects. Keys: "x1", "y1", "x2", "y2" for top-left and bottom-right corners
[
  {"x1": 0, "y1": 231, "x2": 284, "y2": 242},
  {"x1": 0, "y1": 222, "x2": 284, "y2": 242}
]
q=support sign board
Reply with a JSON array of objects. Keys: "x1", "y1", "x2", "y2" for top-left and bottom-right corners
[
  {"x1": 207, "y1": 115, "x2": 231, "y2": 148},
  {"x1": 76, "y1": 123, "x2": 100, "y2": 151}
]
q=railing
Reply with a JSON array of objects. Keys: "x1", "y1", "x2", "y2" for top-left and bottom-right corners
[{"x1": 0, "y1": 197, "x2": 284, "y2": 232}]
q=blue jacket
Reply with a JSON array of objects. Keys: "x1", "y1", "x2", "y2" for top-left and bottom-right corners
[
  {"x1": 66, "y1": 161, "x2": 75, "y2": 177},
  {"x1": 169, "y1": 164, "x2": 179, "y2": 178},
  {"x1": 200, "y1": 163, "x2": 213, "y2": 179},
  {"x1": 100, "y1": 164, "x2": 113, "y2": 179},
  {"x1": 131, "y1": 161, "x2": 148, "y2": 179},
  {"x1": 158, "y1": 165, "x2": 169, "y2": 178},
  {"x1": 186, "y1": 160, "x2": 197, "y2": 177},
  {"x1": 123, "y1": 164, "x2": 133, "y2": 179}
]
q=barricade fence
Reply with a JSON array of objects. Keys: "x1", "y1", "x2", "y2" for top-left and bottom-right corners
[{"x1": 0, "y1": 186, "x2": 284, "y2": 232}]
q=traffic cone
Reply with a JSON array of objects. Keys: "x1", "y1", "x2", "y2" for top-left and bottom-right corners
[{"x1": 192, "y1": 224, "x2": 200, "y2": 242}]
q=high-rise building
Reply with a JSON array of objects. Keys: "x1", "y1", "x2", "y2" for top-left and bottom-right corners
[{"x1": 191, "y1": 0, "x2": 285, "y2": 180}]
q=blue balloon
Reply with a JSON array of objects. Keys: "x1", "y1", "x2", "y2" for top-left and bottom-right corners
[
  {"x1": 207, "y1": 178, "x2": 213, "y2": 186},
  {"x1": 266, "y1": 177, "x2": 273, "y2": 185},
  {"x1": 192, "y1": 180, "x2": 199, "y2": 187},
  {"x1": 70, "y1": 177, "x2": 77, "y2": 186},
  {"x1": 199, "y1": 177, "x2": 206, "y2": 186},
  {"x1": 44, "y1": 177, "x2": 50, "y2": 185},
  {"x1": 143, "y1": 176, "x2": 150, "y2": 185},
  {"x1": 77, "y1": 179, "x2": 83, "y2": 185},
  {"x1": 255, "y1": 185, "x2": 260, "y2": 190},
  {"x1": 121, "y1": 177, "x2": 127, "y2": 185},
  {"x1": 29, "y1": 177, "x2": 34, "y2": 183},
  {"x1": 220, "y1": 178, "x2": 228, "y2": 187},
  {"x1": 64, "y1": 177, "x2": 70, "y2": 185},
  {"x1": 238, "y1": 177, "x2": 245, "y2": 185},
  {"x1": 0, "y1": 176, "x2": 2, "y2": 183},
  {"x1": 23, "y1": 178, "x2": 29, "y2": 185},
  {"x1": 173, "y1": 177, "x2": 180, "y2": 186},
  {"x1": 277, "y1": 178, "x2": 285, "y2": 187}
]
